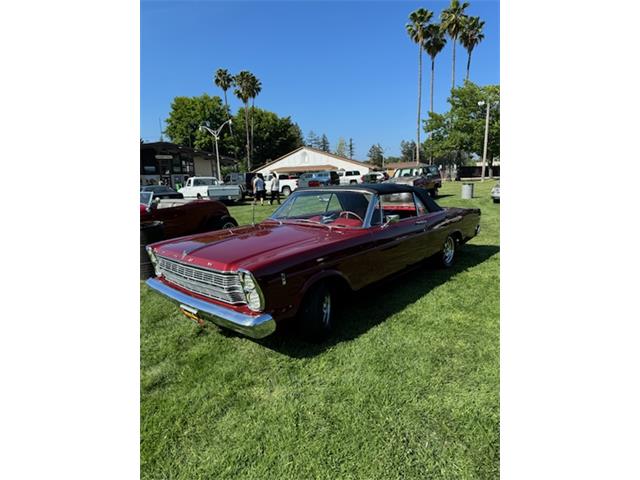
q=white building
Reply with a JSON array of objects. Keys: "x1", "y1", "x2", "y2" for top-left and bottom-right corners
[{"x1": 253, "y1": 146, "x2": 372, "y2": 177}]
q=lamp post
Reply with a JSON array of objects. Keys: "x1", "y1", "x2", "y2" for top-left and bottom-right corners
[
  {"x1": 199, "y1": 119, "x2": 233, "y2": 180},
  {"x1": 477, "y1": 100, "x2": 491, "y2": 182}
]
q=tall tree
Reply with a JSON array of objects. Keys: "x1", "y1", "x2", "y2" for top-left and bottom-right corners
[
  {"x1": 246, "y1": 73, "x2": 262, "y2": 163},
  {"x1": 335, "y1": 137, "x2": 347, "y2": 157},
  {"x1": 348, "y1": 138, "x2": 355, "y2": 159},
  {"x1": 224, "y1": 107, "x2": 304, "y2": 170},
  {"x1": 165, "y1": 94, "x2": 228, "y2": 151},
  {"x1": 460, "y1": 16, "x2": 485, "y2": 81},
  {"x1": 423, "y1": 23, "x2": 447, "y2": 115},
  {"x1": 440, "y1": 0, "x2": 469, "y2": 91},
  {"x1": 406, "y1": 8, "x2": 434, "y2": 165},
  {"x1": 424, "y1": 82, "x2": 500, "y2": 173},
  {"x1": 400, "y1": 140, "x2": 424, "y2": 163},
  {"x1": 233, "y1": 71, "x2": 253, "y2": 170},
  {"x1": 214, "y1": 68, "x2": 234, "y2": 122},
  {"x1": 306, "y1": 130, "x2": 320, "y2": 148},
  {"x1": 367, "y1": 143, "x2": 384, "y2": 168},
  {"x1": 319, "y1": 134, "x2": 330, "y2": 152}
]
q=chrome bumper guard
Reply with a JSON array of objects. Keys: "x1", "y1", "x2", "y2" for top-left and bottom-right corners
[{"x1": 146, "y1": 278, "x2": 276, "y2": 339}]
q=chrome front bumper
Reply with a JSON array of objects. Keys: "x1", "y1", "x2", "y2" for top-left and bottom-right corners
[{"x1": 146, "y1": 278, "x2": 276, "y2": 339}]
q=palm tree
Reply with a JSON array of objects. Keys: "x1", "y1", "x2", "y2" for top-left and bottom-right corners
[
  {"x1": 440, "y1": 0, "x2": 469, "y2": 91},
  {"x1": 424, "y1": 23, "x2": 447, "y2": 115},
  {"x1": 406, "y1": 8, "x2": 434, "y2": 165},
  {"x1": 423, "y1": 23, "x2": 447, "y2": 165},
  {"x1": 214, "y1": 68, "x2": 234, "y2": 123},
  {"x1": 233, "y1": 71, "x2": 253, "y2": 170},
  {"x1": 460, "y1": 16, "x2": 485, "y2": 82},
  {"x1": 246, "y1": 73, "x2": 262, "y2": 163}
]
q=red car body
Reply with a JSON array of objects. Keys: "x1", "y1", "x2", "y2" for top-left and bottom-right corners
[
  {"x1": 145, "y1": 185, "x2": 480, "y2": 338},
  {"x1": 140, "y1": 198, "x2": 236, "y2": 240}
]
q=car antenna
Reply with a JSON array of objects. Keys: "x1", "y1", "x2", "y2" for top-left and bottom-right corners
[{"x1": 252, "y1": 200, "x2": 256, "y2": 226}]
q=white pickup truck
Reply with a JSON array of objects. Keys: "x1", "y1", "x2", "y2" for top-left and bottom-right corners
[
  {"x1": 264, "y1": 173, "x2": 299, "y2": 196},
  {"x1": 178, "y1": 177, "x2": 244, "y2": 202}
]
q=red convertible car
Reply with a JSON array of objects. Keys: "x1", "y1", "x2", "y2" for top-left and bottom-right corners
[
  {"x1": 140, "y1": 191, "x2": 237, "y2": 239},
  {"x1": 145, "y1": 184, "x2": 480, "y2": 340}
]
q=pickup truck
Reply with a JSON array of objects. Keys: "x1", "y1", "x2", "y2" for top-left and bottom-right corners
[
  {"x1": 265, "y1": 173, "x2": 299, "y2": 195},
  {"x1": 178, "y1": 177, "x2": 243, "y2": 202},
  {"x1": 386, "y1": 164, "x2": 442, "y2": 197}
]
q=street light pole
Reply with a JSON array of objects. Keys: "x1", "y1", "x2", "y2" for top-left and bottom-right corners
[
  {"x1": 199, "y1": 119, "x2": 232, "y2": 181},
  {"x1": 478, "y1": 100, "x2": 491, "y2": 182}
]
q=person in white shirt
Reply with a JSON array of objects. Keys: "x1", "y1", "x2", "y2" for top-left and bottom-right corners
[{"x1": 269, "y1": 172, "x2": 280, "y2": 205}]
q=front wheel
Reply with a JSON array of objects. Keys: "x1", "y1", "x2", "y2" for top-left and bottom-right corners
[
  {"x1": 299, "y1": 282, "x2": 333, "y2": 342},
  {"x1": 440, "y1": 235, "x2": 456, "y2": 268},
  {"x1": 282, "y1": 186, "x2": 291, "y2": 196},
  {"x1": 218, "y1": 216, "x2": 238, "y2": 230}
]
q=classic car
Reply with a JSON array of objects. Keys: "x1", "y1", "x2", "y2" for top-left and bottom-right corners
[
  {"x1": 491, "y1": 183, "x2": 500, "y2": 203},
  {"x1": 386, "y1": 164, "x2": 442, "y2": 197},
  {"x1": 178, "y1": 176, "x2": 244, "y2": 202},
  {"x1": 140, "y1": 185, "x2": 184, "y2": 199},
  {"x1": 298, "y1": 171, "x2": 341, "y2": 188},
  {"x1": 145, "y1": 184, "x2": 480, "y2": 341},
  {"x1": 140, "y1": 191, "x2": 238, "y2": 240}
]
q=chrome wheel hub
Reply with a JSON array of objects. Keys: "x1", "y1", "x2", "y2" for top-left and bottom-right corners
[
  {"x1": 321, "y1": 293, "x2": 331, "y2": 326},
  {"x1": 443, "y1": 237, "x2": 455, "y2": 264}
]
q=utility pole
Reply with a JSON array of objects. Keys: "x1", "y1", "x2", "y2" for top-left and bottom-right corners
[{"x1": 478, "y1": 100, "x2": 491, "y2": 182}]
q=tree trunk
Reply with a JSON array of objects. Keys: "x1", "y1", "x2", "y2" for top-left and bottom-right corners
[
  {"x1": 416, "y1": 45, "x2": 422, "y2": 165},
  {"x1": 244, "y1": 103, "x2": 251, "y2": 170},
  {"x1": 429, "y1": 57, "x2": 435, "y2": 165},
  {"x1": 451, "y1": 34, "x2": 457, "y2": 91},
  {"x1": 250, "y1": 97, "x2": 255, "y2": 165},
  {"x1": 466, "y1": 50, "x2": 471, "y2": 82}
]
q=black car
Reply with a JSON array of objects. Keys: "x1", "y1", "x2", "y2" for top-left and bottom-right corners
[{"x1": 140, "y1": 185, "x2": 184, "y2": 199}]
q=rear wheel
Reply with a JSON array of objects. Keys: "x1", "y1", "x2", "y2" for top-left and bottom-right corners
[
  {"x1": 439, "y1": 235, "x2": 456, "y2": 268},
  {"x1": 282, "y1": 186, "x2": 291, "y2": 196},
  {"x1": 350, "y1": 180, "x2": 357, "y2": 184},
  {"x1": 299, "y1": 282, "x2": 333, "y2": 342},
  {"x1": 218, "y1": 216, "x2": 238, "y2": 229}
]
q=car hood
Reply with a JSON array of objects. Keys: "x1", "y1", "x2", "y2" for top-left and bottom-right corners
[{"x1": 152, "y1": 222, "x2": 356, "y2": 272}]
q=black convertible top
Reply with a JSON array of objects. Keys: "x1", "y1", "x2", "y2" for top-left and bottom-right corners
[{"x1": 296, "y1": 183, "x2": 443, "y2": 212}]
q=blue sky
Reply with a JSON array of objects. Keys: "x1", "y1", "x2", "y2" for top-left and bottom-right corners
[{"x1": 141, "y1": 0, "x2": 499, "y2": 158}]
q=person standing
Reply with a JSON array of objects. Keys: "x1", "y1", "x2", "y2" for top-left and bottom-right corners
[
  {"x1": 253, "y1": 174, "x2": 266, "y2": 206},
  {"x1": 269, "y1": 172, "x2": 280, "y2": 205}
]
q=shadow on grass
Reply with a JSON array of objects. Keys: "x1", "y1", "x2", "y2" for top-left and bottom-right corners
[{"x1": 250, "y1": 243, "x2": 499, "y2": 358}]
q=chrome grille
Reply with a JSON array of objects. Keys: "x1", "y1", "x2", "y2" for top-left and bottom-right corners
[{"x1": 156, "y1": 256, "x2": 245, "y2": 305}]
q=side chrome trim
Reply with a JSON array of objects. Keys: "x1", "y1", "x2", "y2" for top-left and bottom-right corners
[{"x1": 146, "y1": 278, "x2": 276, "y2": 339}]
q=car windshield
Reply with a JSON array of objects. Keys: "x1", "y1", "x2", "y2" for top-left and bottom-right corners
[
  {"x1": 394, "y1": 168, "x2": 417, "y2": 177},
  {"x1": 270, "y1": 190, "x2": 373, "y2": 228},
  {"x1": 140, "y1": 191, "x2": 153, "y2": 206}
]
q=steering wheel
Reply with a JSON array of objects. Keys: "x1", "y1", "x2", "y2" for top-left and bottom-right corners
[{"x1": 337, "y1": 211, "x2": 364, "y2": 223}]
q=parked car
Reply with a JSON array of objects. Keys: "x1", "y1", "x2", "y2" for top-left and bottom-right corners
[
  {"x1": 178, "y1": 176, "x2": 243, "y2": 202},
  {"x1": 265, "y1": 173, "x2": 299, "y2": 195},
  {"x1": 386, "y1": 164, "x2": 442, "y2": 197},
  {"x1": 140, "y1": 191, "x2": 238, "y2": 239},
  {"x1": 361, "y1": 171, "x2": 389, "y2": 184},
  {"x1": 223, "y1": 172, "x2": 255, "y2": 197},
  {"x1": 140, "y1": 185, "x2": 184, "y2": 199},
  {"x1": 145, "y1": 184, "x2": 480, "y2": 341},
  {"x1": 491, "y1": 183, "x2": 500, "y2": 203},
  {"x1": 337, "y1": 169, "x2": 362, "y2": 185},
  {"x1": 298, "y1": 171, "x2": 340, "y2": 188}
]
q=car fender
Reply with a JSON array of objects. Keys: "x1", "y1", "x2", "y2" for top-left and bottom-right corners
[{"x1": 300, "y1": 269, "x2": 354, "y2": 299}]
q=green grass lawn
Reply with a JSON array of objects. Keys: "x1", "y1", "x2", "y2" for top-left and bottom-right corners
[{"x1": 141, "y1": 180, "x2": 500, "y2": 479}]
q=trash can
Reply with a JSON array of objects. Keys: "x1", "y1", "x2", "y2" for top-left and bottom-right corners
[{"x1": 461, "y1": 183, "x2": 474, "y2": 199}]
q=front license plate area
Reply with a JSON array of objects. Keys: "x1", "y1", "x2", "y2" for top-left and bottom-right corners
[{"x1": 180, "y1": 304, "x2": 205, "y2": 326}]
